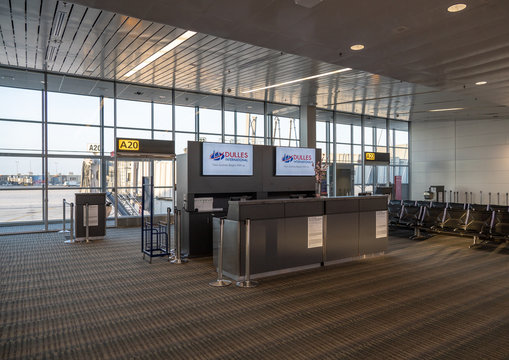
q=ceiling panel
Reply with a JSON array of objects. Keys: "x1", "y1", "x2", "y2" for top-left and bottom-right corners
[{"x1": 1, "y1": 0, "x2": 509, "y2": 122}]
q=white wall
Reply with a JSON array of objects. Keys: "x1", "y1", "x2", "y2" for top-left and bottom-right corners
[{"x1": 411, "y1": 118, "x2": 509, "y2": 204}]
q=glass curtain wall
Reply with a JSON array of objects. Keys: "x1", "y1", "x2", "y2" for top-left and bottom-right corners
[
  {"x1": 320, "y1": 113, "x2": 409, "y2": 197},
  {"x1": 0, "y1": 66, "x2": 410, "y2": 229}
]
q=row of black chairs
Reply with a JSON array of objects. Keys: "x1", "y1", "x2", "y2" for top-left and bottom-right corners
[{"x1": 389, "y1": 200, "x2": 509, "y2": 246}]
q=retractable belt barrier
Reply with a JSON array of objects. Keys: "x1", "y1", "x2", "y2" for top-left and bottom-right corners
[
  {"x1": 60, "y1": 199, "x2": 75, "y2": 244},
  {"x1": 170, "y1": 209, "x2": 187, "y2": 264},
  {"x1": 236, "y1": 218, "x2": 258, "y2": 288},
  {"x1": 209, "y1": 218, "x2": 232, "y2": 287}
]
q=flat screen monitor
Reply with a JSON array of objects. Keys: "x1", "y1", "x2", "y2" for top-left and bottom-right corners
[
  {"x1": 275, "y1": 146, "x2": 315, "y2": 176},
  {"x1": 202, "y1": 142, "x2": 253, "y2": 176}
]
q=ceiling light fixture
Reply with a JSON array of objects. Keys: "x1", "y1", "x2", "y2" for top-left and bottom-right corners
[
  {"x1": 350, "y1": 44, "x2": 365, "y2": 51},
  {"x1": 124, "y1": 30, "x2": 197, "y2": 77},
  {"x1": 475, "y1": 81, "x2": 487, "y2": 85},
  {"x1": 241, "y1": 68, "x2": 352, "y2": 94},
  {"x1": 429, "y1": 107, "x2": 464, "y2": 112},
  {"x1": 447, "y1": 3, "x2": 467, "y2": 12}
]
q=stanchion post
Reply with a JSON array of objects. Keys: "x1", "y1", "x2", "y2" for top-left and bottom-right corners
[
  {"x1": 171, "y1": 209, "x2": 187, "y2": 264},
  {"x1": 506, "y1": 193, "x2": 508, "y2": 206},
  {"x1": 64, "y1": 201, "x2": 75, "y2": 244},
  {"x1": 62, "y1": 199, "x2": 66, "y2": 232},
  {"x1": 465, "y1": 192, "x2": 468, "y2": 203},
  {"x1": 236, "y1": 218, "x2": 258, "y2": 288},
  {"x1": 497, "y1": 192, "x2": 500, "y2": 205},
  {"x1": 70, "y1": 203, "x2": 74, "y2": 242},
  {"x1": 170, "y1": 207, "x2": 171, "y2": 256},
  {"x1": 449, "y1": 190, "x2": 452, "y2": 203},
  {"x1": 488, "y1": 192, "x2": 491, "y2": 205},
  {"x1": 209, "y1": 218, "x2": 232, "y2": 287},
  {"x1": 85, "y1": 203, "x2": 90, "y2": 243},
  {"x1": 480, "y1": 191, "x2": 483, "y2": 204}
]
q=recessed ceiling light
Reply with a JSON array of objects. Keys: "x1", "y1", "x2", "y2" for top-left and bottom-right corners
[
  {"x1": 475, "y1": 81, "x2": 487, "y2": 85},
  {"x1": 429, "y1": 107, "x2": 464, "y2": 112},
  {"x1": 125, "y1": 30, "x2": 197, "y2": 77},
  {"x1": 350, "y1": 44, "x2": 365, "y2": 51},
  {"x1": 241, "y1": 68, "x2": 351, "y2": 94},
  {"x1": 447, "y1": 3, "x2": 467, "y2": 12}
]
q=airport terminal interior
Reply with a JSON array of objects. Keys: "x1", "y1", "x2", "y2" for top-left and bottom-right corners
[{"x1": 1, "y1": 0, "x2": 509, "y2": 359}]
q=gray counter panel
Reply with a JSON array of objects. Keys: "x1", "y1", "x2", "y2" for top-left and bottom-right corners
[
  {"x1": 359, "y1": 196, "x2": 388, "y2": 211},
  {"x1": 284, "y1": 200, "x2": 323, "y2": 218},
  {"x1": 359, "y1": 211, "x2": 387, "y2": 254},
  {"x1": 325, "y1": 213, "x2": 359, "y2": 261},
  {"x1": 325, "y1": 197, "x2": 359, "y2": 214}
]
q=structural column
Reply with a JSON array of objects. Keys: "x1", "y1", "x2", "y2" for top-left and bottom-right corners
[{"x1": 299, "y1": 105, "x2": 316, "y2": 148}]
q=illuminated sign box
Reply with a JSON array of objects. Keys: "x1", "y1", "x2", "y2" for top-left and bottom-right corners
[
  {"x1": 115, "y1": 138, "x2": 175, "y2": 158},
  {"x1": 364, "y1": 152, "x2": 390, "y2": 164},
  {"x1": 275, "y1": 147, "x2": 315, "y2": 176},
  {"x1": 202, "y1": 142, "x2": 253, "y2": 176}
]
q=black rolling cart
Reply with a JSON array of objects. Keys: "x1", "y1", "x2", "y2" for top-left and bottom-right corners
[{"x1": 141, "y1": 176, "x2": 169, "y2": 262}]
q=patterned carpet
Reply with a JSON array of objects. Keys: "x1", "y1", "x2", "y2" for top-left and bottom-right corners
[{"x1": 1, "y1": 228, "x2": 508, "y2": 359}]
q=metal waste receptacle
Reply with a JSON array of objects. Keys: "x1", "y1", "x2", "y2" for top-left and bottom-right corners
[{"x1": 75, "y1": 193, "x2": 106, "y2": 241}]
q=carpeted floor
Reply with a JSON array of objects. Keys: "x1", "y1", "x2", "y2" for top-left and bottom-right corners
[{"x1": 1, "y1": 228, "x2": 508, "y2": 359}]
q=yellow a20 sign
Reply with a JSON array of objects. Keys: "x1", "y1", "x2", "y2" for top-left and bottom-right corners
[
  {"x1": 118, "y1": 139, "x2": 139, "y2": 151},
  {"x1": 365, "y1": 152, "x2": 375, "y2": 161}
]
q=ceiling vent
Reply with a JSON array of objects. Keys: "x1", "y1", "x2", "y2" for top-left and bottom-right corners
[
  {"x1": 46, "y1": 2, "x2": 70, "y2": 63},
  {"x1": 294, "y1": 0, "x2": 324, "y2": 9}
]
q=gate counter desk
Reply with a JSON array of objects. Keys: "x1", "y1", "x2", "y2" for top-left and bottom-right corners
[{"x1": 213, "y1": 195, "x2": 388, "y2": 280}]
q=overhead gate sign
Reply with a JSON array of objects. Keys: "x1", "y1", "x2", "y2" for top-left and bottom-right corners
[{"x1": 115, "y1": 138, "x2": 175, "y2": 158}]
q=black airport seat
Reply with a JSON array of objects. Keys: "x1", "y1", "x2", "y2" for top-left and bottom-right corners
[
  {"x1": 440, "y1": 208, "x2": 468, "y2": 231},
  {"x1": 468, "y1": 203, "x2": 488, "y2": 211},
  {"x1": 417, "y1": 201, "x2": 431, "y2": 207},
  {"x1": 388, "y1": 200, "x2": 403, "y2": 225},
  {"x1": 490, "y1": 212, "x2": 509, "y2": 241},
  {"x1": 419, "y1": 206, "x2": 445, "y2": 230},
  {"x1": 431, "y1": 202, "x2": 448, "y2": 209},
  {"x1": 448, "y1": 202, "x2": 466, "y2": 210},
  {"x1": 463, "y1": 210, "x2": 494, "y2": 235},
  {"x1": 403, "y1": 200, "x2": 417, "y2": 207},
  {"x1": 488, "y1": 204, "x2": 509, "y2": 212},
  {"x1": 399, "y1": 204, "x2": 422, "y2": 228}
]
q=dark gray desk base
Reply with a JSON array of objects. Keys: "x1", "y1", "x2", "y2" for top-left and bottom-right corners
[{"x1": 213, "y1": 205, "x2": 387, "y2": 280}]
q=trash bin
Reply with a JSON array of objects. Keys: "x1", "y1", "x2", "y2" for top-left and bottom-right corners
[{"x1": 75, "y1": 192, "x2": 106, "y2": 241}]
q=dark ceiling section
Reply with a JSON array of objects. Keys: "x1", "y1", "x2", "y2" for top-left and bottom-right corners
[{"x1": 1, "y1": 0, "x2": 509, "y2": 122}]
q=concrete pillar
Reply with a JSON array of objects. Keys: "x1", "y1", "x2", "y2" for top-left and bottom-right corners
[{"x1": 300, "y1": 105, "x2": 316, "y2": 148}]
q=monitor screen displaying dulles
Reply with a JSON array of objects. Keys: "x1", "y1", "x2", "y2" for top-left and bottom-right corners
[
  {"x1": 202, "y1": 142, "x2": 253, "y2": 176},
  {"x1": 275, "y1": 147, "x2": 315, "y2": 176}
]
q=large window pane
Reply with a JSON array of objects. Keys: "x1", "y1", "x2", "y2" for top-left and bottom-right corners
[
  {"x1": 0, "y1": 86, "x2": 42, "y2": 121},
  {"x1": 48, "y1": 157, "x2": 99, "y2": 188},
  {"x1": 48, "y1": 124, "x2": 100, "y2": 155},
  {"x1": 225, "y1": 111, "x2": 235, "y2": 135},
  {"x1": 376, "y1": 128, "x2": 387, "y2": 147},
  {"x1": 336, "y1": 144, "x2": 351, "y2": 163},
  {"x1": 175, "y1": 133, "x2": 195, "y2": 154},
  {"x1": 353, "y1": 125, "x2": 361, "y2": 144},
  {"x1": 237, "y1": 112, "x2": 263, "y2": 138},
  {"x1": 0, "y1": 156, "x2": 43, "y2": 186},
  {"x1": 117, "y1": 99, "x2": 151, "y2": 129},
  {"x1": 154, "y1": 103, "x2": 172, "y2": 131},
  {"x1": 364, "y1": 127, "x2": 373, "y2": 145},
  {"x1": 0, "y1": 120, "x2": 41, "y2": 153},
  {"x1": 199, "y1": 108, "x2": 221, "y2": 134},
  {"x1": 353, "y1": 145, "x2": 362, "y2": 163},
  {"x1": 0, "y1": 188, "x2": 42, "y2": 222},
  {"x1": 48, "y1": 92, "x2": 99, "y2": 125},
  {"x1": 336, "y1": 124, "x2": 351, "y2": 143},
  {"x1": 175, "y1": 105, "x2": 195, "y2": 132},
  {"x1": 104, "y1": 98, "x2": 114, "y2": 127},
  {"x1": 316, "y1": 122, "x2": 327, "y2": 142},
  {"x1": 395, "y1": 130, "x2": 409, "y2": 147}
]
